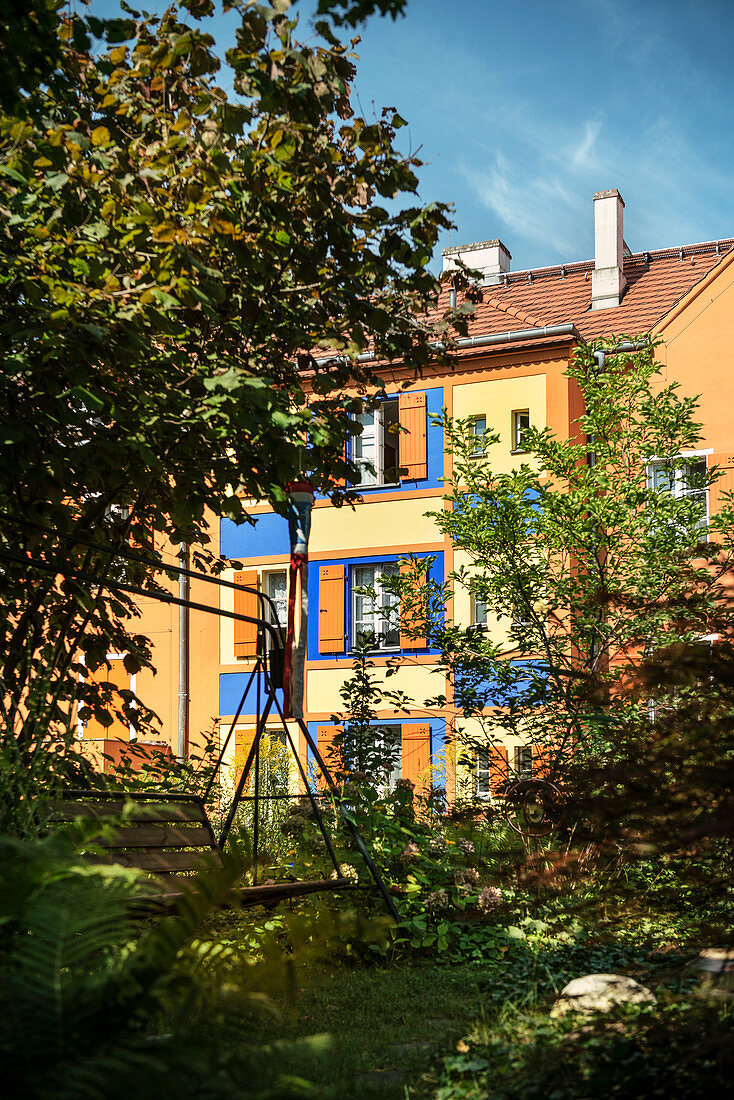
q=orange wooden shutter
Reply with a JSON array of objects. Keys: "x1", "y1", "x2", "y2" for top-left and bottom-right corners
[
  {"x1": 398, "y1": 392, "x2": 427, "y2": 480},
  {"x1": 402, "y1": 723, "x2": 431, "y2": 795},
  {"x1": 316, "y1": 724, "x2": 343, "y2": 787},
  {"x1": 82, "y1": 657, "x2": 132, "y2": 740},
  {"x1": 318, "y1": 565, "x2": 345, "y2": 654},
  {"x1": 532, "y1": 741, "x2": 556, "y2": 780},
  {"x1": 399, "y1": 560, "x2": 427, "y2": 649},
  {"x1": 708, "y1": 453, "x2": 734, "y2": 535},
  {"x1": 233, "y1": 570, "x2": 259, "y2": 657},
  {"x1": 488, "y1": 744, "x2": 508, "y2": 796},
  {"x1": 235, "y1": 725, "x2": 257, "y2": 786}
]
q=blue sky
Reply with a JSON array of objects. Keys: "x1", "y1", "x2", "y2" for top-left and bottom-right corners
[{"x1": 88, "y1": 0, "x2": 734, "y2": 272}]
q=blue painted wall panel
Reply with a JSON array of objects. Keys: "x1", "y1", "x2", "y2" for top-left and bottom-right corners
[
  {"x1": 425, "y1": 386, "x2": 445, "y2": 489},
  {"x1": 219, "y1": 670, "x2": 266, "y2": 717},
  {"x1": 454, "y1": 660, "x2": 548, "y2": 711},
  {"x1": 220, "y1": 512, "x2": 289, "y2": 560}
]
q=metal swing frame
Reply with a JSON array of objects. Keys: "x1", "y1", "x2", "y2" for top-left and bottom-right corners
[
  {"x1": 202, "y1": 592, "x2": 398, "y2": 917},
  {"x1": 0, "y1": 518, "x2": 399, "y2": 918}
]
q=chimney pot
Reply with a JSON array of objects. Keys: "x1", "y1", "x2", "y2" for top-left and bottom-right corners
[{"x1": 591, "y1": 189, "x2": 627, "y2": 309}]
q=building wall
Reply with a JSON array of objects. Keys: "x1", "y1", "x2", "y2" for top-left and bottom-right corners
[
  {"x1": 80, "y1": 524, "x2": 222, "y2": 768},
  {"x1": 657, "y1": 249, "x2": 734, "y2": 456},
  {"x1": 90, "y1": 250, "x2": 734, "y2": 801}
]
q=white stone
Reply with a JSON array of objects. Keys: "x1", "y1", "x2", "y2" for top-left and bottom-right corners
[{"x1": 550, "y1": 973, "x2": 656, "y2": 1018}]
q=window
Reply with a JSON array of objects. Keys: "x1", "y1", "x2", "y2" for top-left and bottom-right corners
[
  {"x1": 236, "y1": 728, "x2": 289, "y2": 796},
  {"x1": 476, "y1": 748, "x2": 490, "y2": 799},
  {"x1": 648, "y1": 457, "x2": 708, "y2": 531},
  {"x1": 510, "y1": 596, "x2": 533, "y2": 647},
  {"x1": 104, "y1": 502, "x2": 130, "y2": 527},
  {"x1": 78, "y1": 653, "x2": 135, "y2": 740},
  {"x1": 471, "y1": 595, "x2": 488, "y2": 627},
  {"x1": 374, "y1": 724, "x2": 402, "y2": 794},
  {"x1": 471, "y1": 415, "x2": 487, "y2": 456},
  {"x1": 102, "y1": 504, "x2": 132, "y2": 579},
  {"x1": 647, "y1": 634, "x2": 716, "y2": 723},
  {"x1": 511, "y1": 410, "x2": 530, "y2": 453},
  {"x1": 514, "y1": 745, "x2": 533, "y2": 779},
  {"x1": 352, "y1": 563, "x2": 400, "y2": 649},
  {"x1": 352, "y1": 398, "x2": 399, "y2": 486},
  {"x1": 264, "y1": 569, "x2": 287, "y2": 644}
]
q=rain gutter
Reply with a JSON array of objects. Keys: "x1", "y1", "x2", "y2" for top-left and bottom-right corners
[{"x1": 314, "y1": 322, "x2": 577, "y2": 367}]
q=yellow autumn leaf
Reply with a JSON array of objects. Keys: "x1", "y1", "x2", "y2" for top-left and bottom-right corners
[
  {"x1": 109, "y1": 46, "x2": 127, "y2": 65},
  {"x1": 91, "y1": 126, "x2": 111, "y2": 147}
]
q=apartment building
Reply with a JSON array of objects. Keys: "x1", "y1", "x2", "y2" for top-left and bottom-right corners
[{"x1": 82, "y1": 189, "x2": 734, "y2": 798}]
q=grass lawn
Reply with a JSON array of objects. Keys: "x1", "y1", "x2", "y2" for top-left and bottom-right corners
[
  {"x1": 223, "y1": 961, "x2": 500, "y2": 1098},
  {"x1": 211, "y1": 926, "x2": 702, "y2": 1099},
  {"x1": 196, "y1": 857, "x2": 733, "y2": 1098}
]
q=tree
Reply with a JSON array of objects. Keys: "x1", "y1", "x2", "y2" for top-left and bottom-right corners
[
  {"x1": 0, "y1": 0, "x2": 466, "y2": 814},
  {"x1": 0, "y1": 0, "x2": 65, "y2": 112},
  {"x1": 413, "y1": 339, "x2": 732, "y2": 820},
  {"x1": 326, "y1": 639, "x2": 405, "y2": 788}
]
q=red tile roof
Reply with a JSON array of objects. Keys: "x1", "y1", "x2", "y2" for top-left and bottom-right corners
[{"x1": 443, "y1": 239, "x2": 734, "y2": 350}]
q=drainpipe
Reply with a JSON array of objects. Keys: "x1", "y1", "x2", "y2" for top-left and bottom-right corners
[
  {"x1": 177, "y1": 542, "x2": 189, "y2": 762},
  {"x1": 587, "y1": 342, "x2": 651, "y2": 465}
]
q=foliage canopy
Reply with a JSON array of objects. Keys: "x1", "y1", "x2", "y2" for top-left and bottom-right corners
[
  {"x1": 0, "y1": 0, "x2": 461, "y2": 806},
  {"x1": 401, "y1": 340, "x2": 734, "y2": 854}
]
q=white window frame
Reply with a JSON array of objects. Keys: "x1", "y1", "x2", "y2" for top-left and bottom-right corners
[
  {"x1": 514, "y1": 745, "x2": 532, "y2": 779},
  {"x1": 105, "y1": 502, "x2": 130, "y2": 525},
  {"x1": 647, "y1": 451, "x2": 710, "y2": 533},
  {"x1": 351, "y1": 562, "x2": 400, "y2": 651},
  {"x1": 510, "y1": 595, "x2": 533, "y2": 646},
  {"x1": 471, "y1": 594, "x2": 488, "y2": 627},
  {"x1": 476, "y1": 748, "x2": 491, "y2": 800},
  {"x1": 470, "y1": 415, "x2": 487, "y2": 457},
  {"x1": 511, "y1": 409, "x2": 531, "y2": 453},
  {"x1": 262, "y1": 568, "x2": 288, "y2": 647},
  {"x1": 352, "y1": 398, "x2": 399, "y2": 487},
  {"x1": 375, "y1": 723, "x2": 402, "y2": 795}
]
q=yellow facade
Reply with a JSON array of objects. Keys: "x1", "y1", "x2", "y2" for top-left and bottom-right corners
[{"x1": 452, "y1": 372, "x2": 547, "y2": 474}]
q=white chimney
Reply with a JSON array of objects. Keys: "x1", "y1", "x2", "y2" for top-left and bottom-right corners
[
  {"x1": 442, "y1": 238, "x2": 511, "y2": 285},
  {"x1": 591, "y1": 189, "x2": 627, "y2": 309}
]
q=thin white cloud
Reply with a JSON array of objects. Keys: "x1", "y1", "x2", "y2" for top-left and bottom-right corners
[
  {"x1": 457, "y1": 90, "x2": 732, "y2": 268},
  {"x1": 461, "y1": 154, "x2": 584, "y2": 261},
  {"x1": 571, "y1": 120, "x2": 603, "y2": 171}
]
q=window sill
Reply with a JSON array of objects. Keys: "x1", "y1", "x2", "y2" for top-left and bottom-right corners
[
  {"x1": 351, "y1": 645, "x2": 400, "y2": 655},
  {"x1": 510, "y1": 449, "x2": 529, "y2": 456},
  {"x1": 351, "y1": 480, "x2": 401, "y2": 491}
]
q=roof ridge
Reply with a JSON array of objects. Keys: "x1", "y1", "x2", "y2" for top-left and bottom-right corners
[{"x1": 504, "y1": 237, "x2": 734, "y2": 283}]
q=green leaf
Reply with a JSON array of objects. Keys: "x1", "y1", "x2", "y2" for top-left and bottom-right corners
[{"x1": 0, "y1": 164, "x2": 27, "y2": 185}]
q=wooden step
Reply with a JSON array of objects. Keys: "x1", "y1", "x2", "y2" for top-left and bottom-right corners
[
  {"x1": 51, "y1": 794, "x2": 209, "y2": 825},
  {"x1": 88, "y1": 847, "x2": 224, "y2": 873}
]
